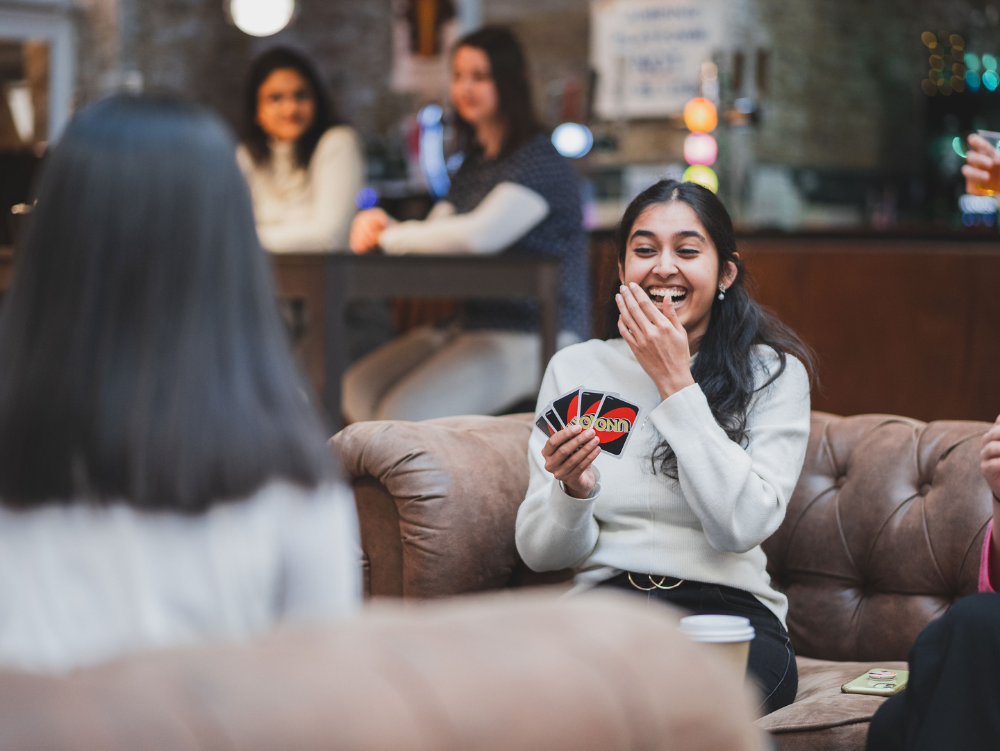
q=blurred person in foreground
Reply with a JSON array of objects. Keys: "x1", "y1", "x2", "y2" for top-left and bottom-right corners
[
  {"x1": 345, "y1": 26, "x2": 589, "y2": 423},
  {"x1": 238, "y1": 47, "x2": 364, "y2": 253},
  {"x1": 865, "y1": 416, "x2": 1000, "y2": 749},
  {"x1": 0, "y1": 94, "x2": 361, "y2": 674}
]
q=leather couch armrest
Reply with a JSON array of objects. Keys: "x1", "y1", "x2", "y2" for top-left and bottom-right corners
[{"x1": 332, "y1": 414, "x2": 537, "y2": 598}]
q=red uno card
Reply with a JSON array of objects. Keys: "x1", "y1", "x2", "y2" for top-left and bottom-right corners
[
  {"x1": 534, "y1": 414, "x2": 554, "y2": 437},
  {"x1": 576, "y1": 390, "x2": 606, "y2": 428},
  {"x1": 593, "y1": 394, "x2": 640, "y2": 457},
  {"x1": 543, "y1": 407, "x2": 563, "y2": 431},
  {"x1": 551, "y1": 388, "x2": 581, "y2": 429}
]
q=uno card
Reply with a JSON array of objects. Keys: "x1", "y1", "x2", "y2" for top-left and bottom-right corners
[
  {"x1": 576, "y1": 390, "x2": 606, "y2": 428},
  {"x1": 551, "y1": 388, "x2": 581, "y2": 429},
  {"x1": 593, "y1": 394, "x2": 641, "y2": 458},
  {"x1": 543, "y1": 407, "x2": 563, "y2": 431},
  {"x1": 534, "y1": 414, "x2": 554, "y2": 437}
]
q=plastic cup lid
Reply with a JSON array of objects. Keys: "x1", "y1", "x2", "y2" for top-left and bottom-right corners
[{"x1": 678, "y1": 614, "x2": 756, "y2": 643}]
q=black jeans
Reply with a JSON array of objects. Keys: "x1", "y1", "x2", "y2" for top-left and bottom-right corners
[
  {"x1": 597, "y1": 572, "x2": 798, "y2": 715},
  {"x1": 866, "y1": 593, "x2": 1000, "y2": 750}
]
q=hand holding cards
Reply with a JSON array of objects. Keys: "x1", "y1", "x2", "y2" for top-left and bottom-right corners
[{"x1": 536, "y1": 387, "x2": 641, "y2": 459}]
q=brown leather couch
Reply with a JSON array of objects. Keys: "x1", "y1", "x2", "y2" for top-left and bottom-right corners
[
  {"x1": 333, "y1": 411, "x2": 996, "y2": 750},
  {"x1": 0, "y1": 592, "x2": 764, "y2": 751}
]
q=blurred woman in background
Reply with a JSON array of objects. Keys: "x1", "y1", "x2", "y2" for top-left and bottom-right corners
[
  {"x1": 0, "y1": 95, "x2": 361, "y2": 673},
  {"x1": 238, "y1": 47, "x2": 364, "y2": 252},
  {"x1": 345, "y1": 26, "x2": 589, "y2": 423}
]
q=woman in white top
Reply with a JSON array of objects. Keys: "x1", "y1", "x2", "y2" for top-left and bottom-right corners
[
  {"x1": 0, "y1": 95, "x2": 361, "y2": 674},
  {"x1": 237, "y1": 47, "x2": 364, "y2": 252},
  {"x1": 344, "y1": 27, "x2": 589, "y2": 423},
  {"x1": 515, "y1": 180, "x2": 813, "y2": 715}
]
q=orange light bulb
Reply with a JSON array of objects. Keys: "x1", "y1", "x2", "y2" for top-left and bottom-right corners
[{"x1": 683, "y1": 97, "x2": 718, "y2": 133}]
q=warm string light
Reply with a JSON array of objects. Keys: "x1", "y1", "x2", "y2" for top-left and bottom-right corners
[
  {"x1": 921, "y1": 31, "x2": 970, "y2": 96},
  {"x1": 681, "y1": 96, "x2": 718, "y2": 192}
]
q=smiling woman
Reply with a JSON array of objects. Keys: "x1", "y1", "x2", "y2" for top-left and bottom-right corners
[
  {"x1": 237, "y1": 47, "x2": 364, "y2": 253},
  {"x1": 342, "y1": 26, "x2": 589, "y2": 424},
  {"x1": 516, "y1": 179, "x2": 815, "y2": 716}
]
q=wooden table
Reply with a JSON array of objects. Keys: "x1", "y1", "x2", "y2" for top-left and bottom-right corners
[{"x1": 271, "y1": 253, "x2": 562, "y2": 430}]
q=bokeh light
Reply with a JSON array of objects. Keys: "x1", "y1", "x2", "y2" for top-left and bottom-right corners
[
  {"x1": 921, "y1": 31, "x2": 937, "y2": 47},
  {"x1": 683, "y1": 133, "x2": 718, "y2": 166},
  {"x1": 683, "y1": 98, "x2": 717, "y2": 133},
  {"x1": 966, "y1": 52, "x2": 981, "y2": 71},
  {"x1": 952, "y1": 137, "x2": 967, "y2": 158},
  {"x1": 983, "y1": 54, "x2": 998, "y2": 71},
  {"x1": 551, "y1": 123, "x2": 594, "y2": 158},
  {"x1": 950, "y1": 34, "x2": 965, "y2": 48},
  {"x1": 230, "y1": 0, "x2": 295, "y2": 36},
  {"x1": 930, "y1": 56, "x2": 944, "y2": 71},
  {"x1": 984, "y1": 70, "x2": 1000, "y2": 90},
  {"x1": 921, "y1": 79, "x2": 937, "y2": 96},
  {"x1": 682, "y1": 165, "x2": 718, "y2": 193},
  {"x1": 967, "y1": 70, "x2": 981, "y2": 91},
  {"x1": 418, "y1": 104, "x2": 443, "y2": 126},
  {"x1": 355, "y1": 188, "x2": 378, "y2": 210},
  {"x1": 951, "y1": 76, "x2": 966, "y2": 92}
]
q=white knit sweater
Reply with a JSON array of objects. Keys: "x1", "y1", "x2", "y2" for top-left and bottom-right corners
[
  {"x1": 515, "y1": 338, "x2": 811, "y2": 625},
  {"x1": 237, "y1": 126, "x2": 364, "y2": 252}
]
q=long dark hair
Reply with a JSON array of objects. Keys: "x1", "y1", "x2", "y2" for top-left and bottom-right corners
[
  {"x1": 0, "y1": 94, "x2": 334, "y2": 512},
  {"x1": 452, "y1": 26, "x2": 543, "y2": 156},
  {"x1": 609, "y1": 180, "x2": 814, "y2": 478},
  {"x1": 243, "y1": 47, "x2": 338, "y2": 169}
]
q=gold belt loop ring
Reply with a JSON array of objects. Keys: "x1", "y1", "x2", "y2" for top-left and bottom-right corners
[
  {"x1": 627, "y1": 572, "x2": 658, "y2": 591},
  {"x1": 627, "y1": 572, "x2": 685, "y2": 591},
  {"x1": 652, "y1": 577, "x2": 685, "y2": 590}
]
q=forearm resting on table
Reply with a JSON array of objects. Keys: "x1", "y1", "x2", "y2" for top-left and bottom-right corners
[{"x1": 378, "y1": 182, "x2": 549, "y2": 255}]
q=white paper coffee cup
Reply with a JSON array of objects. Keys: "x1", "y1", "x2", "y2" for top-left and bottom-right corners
[{"x1": 679, "y1": 614, "x2": 755, "y2": 677}]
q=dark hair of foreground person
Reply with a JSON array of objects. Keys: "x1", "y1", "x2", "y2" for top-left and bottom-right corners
[
  {"x1": 243, "y1": 46, "x2": 340, "y2": 169},
  {"x1": 0, "y1": 94, "x2": 333, "y2": 511},
  {"x1": 451, "y1": 25, "x2": 543, "y2": 156},
  {"x1": 609, "y1": 179, "x2": 815, "y2": 478}
]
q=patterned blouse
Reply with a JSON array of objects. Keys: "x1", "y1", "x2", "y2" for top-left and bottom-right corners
[{"x1": 446, "y1": 133, "x2": 590, "y2": 338}]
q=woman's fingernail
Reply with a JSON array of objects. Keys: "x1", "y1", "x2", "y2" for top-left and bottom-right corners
[
  {"x1": 619, "y1": 284, "x2": 627, "y2": 292},
  {"x1": 616, "y1": 294, "x2": 622, "y2": 303},
  {"x1": 629, "y1": 282, "x2": 639, "y2": 289},
  {"x1": 571, "y1": 424, "x2": 581, "y2": 432}
]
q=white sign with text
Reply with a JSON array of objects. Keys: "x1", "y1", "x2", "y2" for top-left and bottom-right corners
[{"x1": 591, "y1": 0, "x2": 724, "y2": 119}]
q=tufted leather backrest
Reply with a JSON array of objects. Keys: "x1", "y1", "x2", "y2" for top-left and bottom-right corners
[
  {"x1": 763, "y1": 412, "x2": 994, "y2": 662},
  {"x1": 335, "y1": 411, "x2": 995, "y2": 663}
]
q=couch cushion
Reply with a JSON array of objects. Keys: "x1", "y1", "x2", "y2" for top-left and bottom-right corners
[
  {"x1": 763, "y1": 413, "x2": 993, "y2": 662},
  {"x1": 759, "y1": 656, "x2": 907, "y2": 751},
  {"x1": 0, "y1": 592, "x2": 766, "y2": 751},
  {"x1": 333, "y1": 414, "x2": 544, "y2": 598}
]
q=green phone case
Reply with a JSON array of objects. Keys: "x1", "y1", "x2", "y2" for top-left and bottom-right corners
[{"x1": 841, "y1": 669, "x2": 909, "y2": 696}]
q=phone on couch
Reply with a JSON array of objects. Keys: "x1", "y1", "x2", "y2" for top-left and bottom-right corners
[{"x1": 841, "y1": 669, "x2": 909, "y2": 696}]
